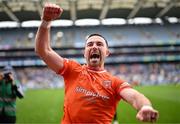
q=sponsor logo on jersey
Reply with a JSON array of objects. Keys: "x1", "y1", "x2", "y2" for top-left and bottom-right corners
[
  {"x1": 102, "y1": 80, "x2": 112, "y2": 88},
  {"x1": 75, "y1": 86, "x2": 110, "y2": 100}
]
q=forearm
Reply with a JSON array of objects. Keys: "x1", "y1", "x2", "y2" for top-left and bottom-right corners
[
  {"x1": 35, "y1": 21, "x2": 52, "y2": 58},
  {"x1": 132, "y1": 92, "x2": 152, "y2": 110},
  {"x1": 121, "y1": 88, "x2": 152, "y2": 110}
]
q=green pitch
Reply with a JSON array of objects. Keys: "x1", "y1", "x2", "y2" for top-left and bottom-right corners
[{"x1": 16, "y1": 85, "x2": 180, "y2": 124}]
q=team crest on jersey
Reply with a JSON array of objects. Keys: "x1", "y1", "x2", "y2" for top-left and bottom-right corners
[{"x1": 102, "y1": 80, "x2": 112, "y2": 88}]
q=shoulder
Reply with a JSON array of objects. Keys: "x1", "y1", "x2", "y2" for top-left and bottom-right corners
[
  {"x1": 104, "y1": 72, "x2": 124, "y2": 83},
  {"x1": 109, "y1": 74, "x2": 131, "y2": 89},
  {"x1": 64, "y1": 58, "x2": 81, "y2": 67},
  {"x1": 58, "y1": 58, "x2": 83, "y2": 75},
  {"x1": 113, "y1": 76, "x2": 125, "y2": 83}
]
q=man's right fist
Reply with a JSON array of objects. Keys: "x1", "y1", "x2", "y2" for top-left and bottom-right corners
[{"x1": 42, "y1": 3, "x2": 63, "y2": 21}]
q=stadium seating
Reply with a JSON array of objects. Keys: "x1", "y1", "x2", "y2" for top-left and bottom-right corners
[
  {"x1": 0, "y1": 24, "x2": 180, "y2": 48},
  {"x1": 0, "y1": 24, "x2": 179, "y2": 89},
  {"x1": 15, "y1": 67, "x2": 64, "y2": 89}
]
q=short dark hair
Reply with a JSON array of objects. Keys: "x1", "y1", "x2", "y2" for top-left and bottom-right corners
[{"x1": 86, "y1": 33, "x2": 108, "y2": 47}]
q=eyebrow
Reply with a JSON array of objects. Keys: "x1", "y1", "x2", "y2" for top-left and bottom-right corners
[{"x1": 86, "y1": 41, "x2": 104, "y2": 44}]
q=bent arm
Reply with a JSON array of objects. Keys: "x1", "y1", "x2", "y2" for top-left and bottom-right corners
[
  {"x1": 35, "y1": 3, "x2": 64, "y2": 73},
  {"x1": 35, "y1": 23, "x2": 63, "y2": 73},
  {"x1": 120, "y1": 88, "x2": 159, "y2": 122}
]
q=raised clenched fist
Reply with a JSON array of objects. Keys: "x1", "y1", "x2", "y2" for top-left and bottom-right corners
[{"x1": 42, "y1": 3, "x2": 63, "y2": 21}]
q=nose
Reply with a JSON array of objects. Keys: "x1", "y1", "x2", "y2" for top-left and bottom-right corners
[
  {"x1": 92, "y1": 44, "x2": 98, "y2": 51},
  {"x1": 92, "y1": 43, "x2": 98, "y2": 49}
]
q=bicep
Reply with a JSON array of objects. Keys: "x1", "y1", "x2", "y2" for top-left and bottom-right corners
[{"x1": 42, "y1": 50, "x2": 64, "y2": 73}]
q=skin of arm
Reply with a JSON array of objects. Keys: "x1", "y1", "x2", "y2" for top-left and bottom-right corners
[
  {"x1": 120, "y1": 88, "x2": 159, "y2": 122},
  {"x1": 35, "y1": 3, "x2": 64, "y2": 73}
]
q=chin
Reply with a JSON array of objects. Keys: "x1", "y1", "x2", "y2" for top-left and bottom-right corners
[
  {"x1": 90, "y1": 62, "x2": 101, "y2": 67},
  {"x1": 91, "y1": 64, "x2": 99, "y2": 67}
]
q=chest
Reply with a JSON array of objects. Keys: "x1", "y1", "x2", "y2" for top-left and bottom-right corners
[
  {"x1": 66, "y1": 70, "x2": 116, "y2": 103},
  {"x1": 77, "y1": 69, "x2": 113, "y2": 89}
]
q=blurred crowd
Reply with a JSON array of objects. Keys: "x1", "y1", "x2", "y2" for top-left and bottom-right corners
[
  {"x1": 15, "y1": 67, "x2": 64, "y2": 89},
  {"x1": 107, "y1": 63, "x2": 179, "y2": 86},
  {"x1": 14, "y1": 63, "x2": 180, "y2": 89},
  {"x1": 0, "y1": 24, "x2": 180, "y2": 49}
]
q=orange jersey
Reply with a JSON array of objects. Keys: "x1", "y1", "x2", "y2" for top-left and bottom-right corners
[{"x1": 58, "y1": 59, "x2": 131, "y2": 124}]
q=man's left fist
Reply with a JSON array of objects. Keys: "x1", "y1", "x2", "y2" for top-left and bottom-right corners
[{"x1": 136, "y1": 105, "x2": 159, "y2": 122}]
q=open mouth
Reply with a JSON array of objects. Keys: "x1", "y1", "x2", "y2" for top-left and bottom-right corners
[
  {"x1": 90, "y1": 53, "x2": 100, "y2": 59},
  {"x1": 89, "y1": 52, "x2": 101, "y2": 64},
  {"x1": 88, "y1": 49, "x2": 102, "y2": 64}
]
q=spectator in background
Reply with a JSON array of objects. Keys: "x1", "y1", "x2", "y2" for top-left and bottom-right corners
[
  {"x1": 0, "y1": 66, "x2": 24, "y2": 124},
  {"x1": 113, "y1": 112, "x2": 119, "y2": 124}
]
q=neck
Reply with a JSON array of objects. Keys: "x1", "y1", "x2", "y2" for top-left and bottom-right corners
[{"x1": 87, "y1": 65, "x2": 104, "y2": 71}]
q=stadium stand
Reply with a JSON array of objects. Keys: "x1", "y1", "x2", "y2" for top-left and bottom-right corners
[
  {"x1": 0, "y1": 0, "x2": 180, "y2": 89},
  {"x1": 0, "y1": 24, "x2": 180, "y2": 89},
  {"x1": 0, "y1": 24, "x2": 180, "y2": 48},
  {"x1": 15, "y1": 67, "x2": 64, "y2": 89}
]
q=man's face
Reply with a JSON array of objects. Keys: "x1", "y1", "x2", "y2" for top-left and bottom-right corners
[{"x1": 84, "y1": 35, "x2": 109, "y2": 67}]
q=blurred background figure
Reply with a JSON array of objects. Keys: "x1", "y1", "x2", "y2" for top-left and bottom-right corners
[
  {"x1": 113, "y1": 112, "x2": 119, "y2": 124},
  {"x1": 0, "y1": 65, "x2": 24, "y2": 124}
]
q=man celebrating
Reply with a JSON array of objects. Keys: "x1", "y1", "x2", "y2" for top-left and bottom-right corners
[{"x1": 35, "y1": 3, "x2": 159, "y2": 124}]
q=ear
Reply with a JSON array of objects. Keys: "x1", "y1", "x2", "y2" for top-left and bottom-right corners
[
  {"x1": 83, "y1": 50, "x2": 86, "y2": 58},
  {"x1": 106, "y1": 49, "x2": 110, "y2": 57}
]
